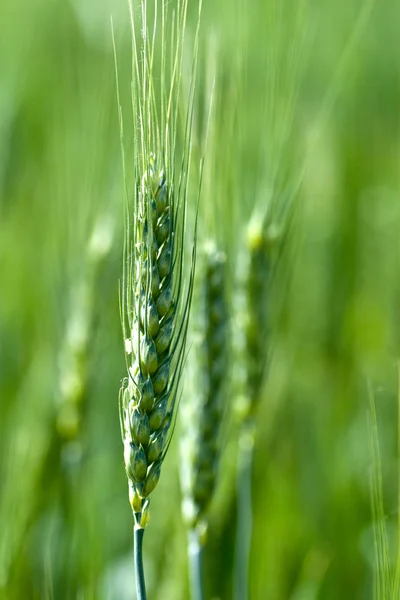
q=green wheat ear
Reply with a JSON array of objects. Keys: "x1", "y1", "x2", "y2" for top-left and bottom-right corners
[
  {"x1": 113, "y1": 0, "x2": 202, "y2": 593},
  {"x1": 181, "y1": 243, "x2": 228, "y2": 531},
  {"x1": 233, "y1": 202, "x2": 284, "y2": 600},
  {"x1": 235, "y1": 209, "x2": 281, "y2": 423},
  {"x1": 115, "y1": 0, "x2": 202, "y2": 545},
  {"x1": 180, "y1": 243, "x2": 228, "y2": 600},
  {"x1": 120, "y1": 152, "x2": 195, "y2": 527}
]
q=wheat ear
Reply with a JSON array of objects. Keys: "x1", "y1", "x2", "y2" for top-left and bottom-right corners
[
  {"x1": 120, "y1": 151, "x2": 196, "y2": 597},
  {"x1": 181, "y1": 243, "x2": 227, "y2": 600},
  {"x1": 234, "y1": 209, "x2": 281, "y2": 600},
  {"x1": 115, "y1": 1, "x2": 202, "y2": 597},
  {"x1": 120, "y1": 152, "x2": 194, "y2": 512}
]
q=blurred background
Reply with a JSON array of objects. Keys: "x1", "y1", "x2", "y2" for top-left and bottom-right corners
[{"x1": 0, "y1": 0, "x2": 399, "y2": 598}]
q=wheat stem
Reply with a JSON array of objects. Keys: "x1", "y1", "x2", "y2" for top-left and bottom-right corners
[
  {"x1": 188, "y1": 529, "x2": 204, "y2": 600},
  {"x1": 134, "y1": 525, "x2": 147, "y2": 600},
  {"x1": 235, "y1": 422, "x2": 255, "y2": 600}
]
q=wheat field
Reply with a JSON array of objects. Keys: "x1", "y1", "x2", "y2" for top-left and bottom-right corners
[{"x1": 0, "y1": 0, "x2": 399, "y2": 599}]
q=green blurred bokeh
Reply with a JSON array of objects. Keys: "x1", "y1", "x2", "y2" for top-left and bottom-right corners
[{"x1": 0, "y1": 0, "x2": 399, "y2": 599}]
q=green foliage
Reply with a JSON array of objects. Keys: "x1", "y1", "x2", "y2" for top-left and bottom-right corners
[{"x1": 0, "y1": 0, "x2": 399, "y2": 598}]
